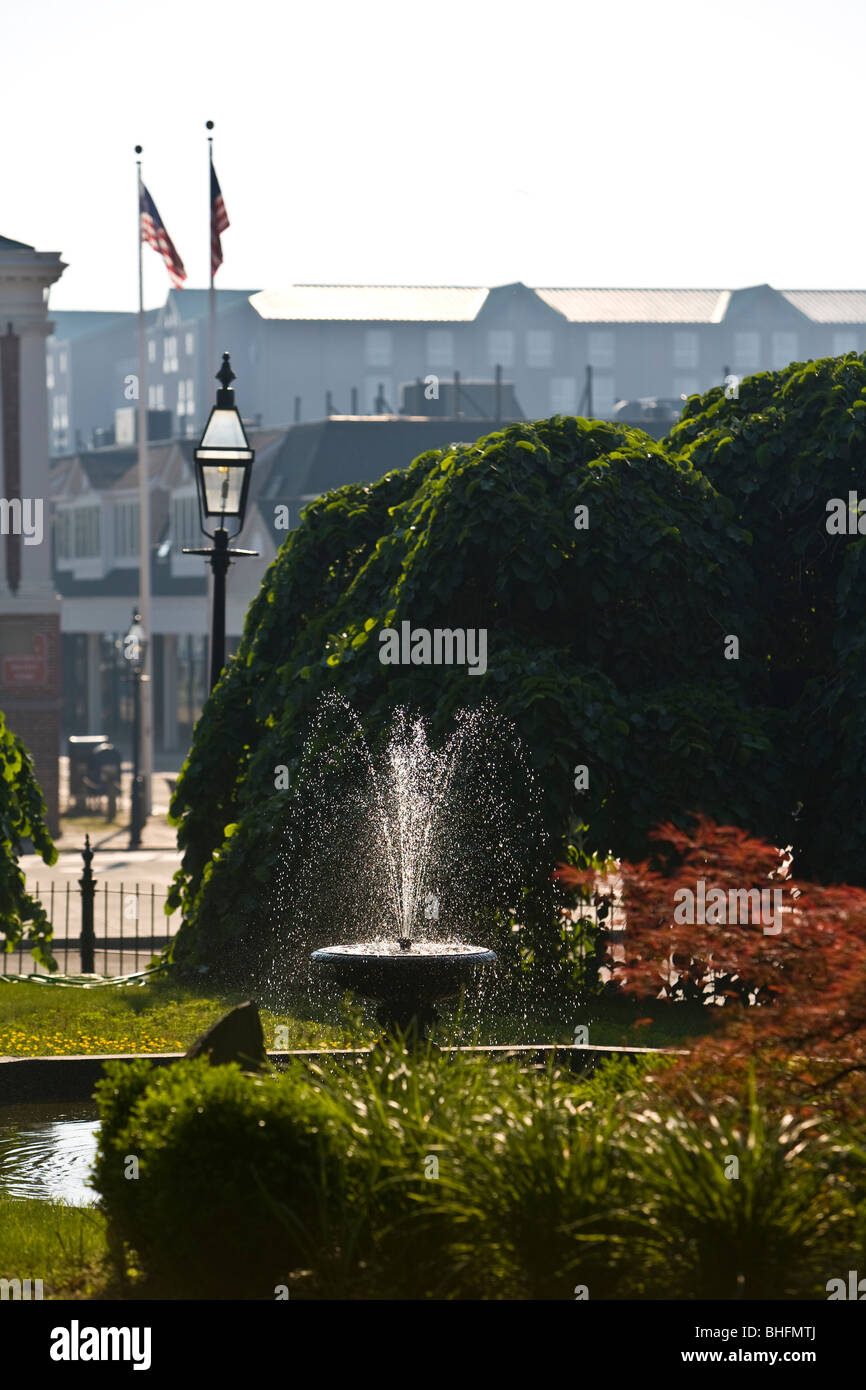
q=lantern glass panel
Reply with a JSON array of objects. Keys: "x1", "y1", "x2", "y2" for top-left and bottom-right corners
[
  {"x1": 199, "y1": 407, "x2": 249, "y2": 451},
  {"x1": 200, "y1": 463, "x2": 245, "y2": 517}
]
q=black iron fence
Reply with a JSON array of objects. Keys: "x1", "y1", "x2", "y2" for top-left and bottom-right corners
[{"x1": 3, "y1": 837, "x2": 181, "y2": 978}]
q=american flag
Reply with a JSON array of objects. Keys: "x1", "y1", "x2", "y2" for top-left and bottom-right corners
[
  {"x1": 211, "y1": 161, "x2": 230, "y2": 277},
  {"x1": 140, "y1": 184, "x2": 187, "y2": 289}
]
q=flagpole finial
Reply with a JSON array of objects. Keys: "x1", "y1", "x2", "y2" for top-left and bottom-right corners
[
  {"x1": 135, "y1": 144, "x2": 142, "y2": 155},
  {"x1": 206, "y1": 120, "x2": 214, "y2": 130}
]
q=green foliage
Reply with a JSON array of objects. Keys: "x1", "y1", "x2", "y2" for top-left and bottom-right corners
[
  {"x1": 608, "y1": 1073, "x2": 847, "y2": 1299},
  {"x1": 0, "y1": 1194, "x2": 108, "y2": 1298},
  {"x1": 168, "y1": 415, "x2": 779, "y2": 977},
  {"x1": 93, "y1": 1056, "x2": 357, "y2": 1298},
  {"x1": 92, "y1": 1050, "x2": 859, "y2": 1299},
  {"x1": 668, "y1": 354, "x2": 866, "y2": 879},
  {"x1": 0, "y1": 707, "x2": 57, "y2": 967}
]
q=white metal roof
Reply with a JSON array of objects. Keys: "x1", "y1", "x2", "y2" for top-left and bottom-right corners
[
  {"x1": 248, "y1": 283, "x2": 866, "y2": 326},
  {"x1": 780, "y1": 290, "x2": 866, "y2": 323},
  {"x1": 250, "y1": 285, "x2": 489, "y2": 322},
  {"x1": 535, "y1": 288, "x2": 730, "y2": 323}
]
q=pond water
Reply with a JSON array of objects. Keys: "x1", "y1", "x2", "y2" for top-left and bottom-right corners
[{"x1": 0, "y1": 1103, "x2": 100, "y2": 1206}]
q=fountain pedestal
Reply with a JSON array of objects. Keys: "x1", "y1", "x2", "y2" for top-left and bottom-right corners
[{"x1": 311, "y1": 942, "x2": 497, "y2": 1042}]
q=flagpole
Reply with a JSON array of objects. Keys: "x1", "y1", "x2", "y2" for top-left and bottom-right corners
[
  {"x1": 205, "y1": 120, "x2": 217, "y2": 692},
  {"x1": 135, "y1": 145, "x2": 153, "y2": 821},
  {"x1": 206, "y1": 120, "x2": 216, "y2": 405}
]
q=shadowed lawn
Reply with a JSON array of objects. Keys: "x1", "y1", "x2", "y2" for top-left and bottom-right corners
[{"x1": 0, "y1": 1195, "x2": 109, "y2": 1299}]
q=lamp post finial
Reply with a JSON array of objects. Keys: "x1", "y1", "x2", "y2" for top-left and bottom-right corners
[{"x1": 216, "y1": 352, "x2": 235, "y2": 392}]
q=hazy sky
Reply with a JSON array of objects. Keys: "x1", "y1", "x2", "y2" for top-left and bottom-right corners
[{"x1": 3, "y1": 0, "x2": 863, "y2": 311}]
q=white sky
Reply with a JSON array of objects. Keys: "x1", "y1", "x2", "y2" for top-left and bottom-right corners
[{"x1": 3, "y1": 0, "x2": 863, "y2": 311}]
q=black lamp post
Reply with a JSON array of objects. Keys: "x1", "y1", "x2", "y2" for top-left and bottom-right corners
[
  {"x1": 184, "y1": 353, "x2": 258, "y2": 691},
  {"x1": 123, "y1": 609, "x2": 147, "y2": 849}
]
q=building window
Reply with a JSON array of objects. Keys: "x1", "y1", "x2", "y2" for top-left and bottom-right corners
[
  {"x1": 526, "y1": 330, "x2": 553, "y2": 368},
  {"x1": 46, "y1": 355, "x2": 55, "y2": 389},
  {"x1": 113, "y1": 500, "x2": 139, "y2": 558},
  {"x1": 590, "y1": 372, "x2": 616, "y2": 417},
  {"x1": 833, "y1": 330, "x2": 858, "y2": 356},
  {"x1": 58, "y1": 351, "x2": 68, "y2": 374},
  {"x1": 487, "y1": 330, "x2": 514, "y2": 367},
  {"x1": 148, "y1": 384, "x2": 165, "y2": 409},
  {"x1": 148, "y1": 340, "x2": 156, "y2": 363},
  {"x1": 588, "y1": 331, "x2": 615, "y2": 369},
  {"x1": 549, "y1": 377, "x2": 577, "y2": 414},
  {"x1": 171, "y1": 493, "x2": 200, "y2": 549},
  {"x1": 185, "y1": 332, "x2": 195, "y2": 355},
  {"x1": 59, "y1": 504, "x2": 101, "y2": 559},
  {"x1": 771, "y1": 331, "x2": 798, "y2": 370},
  {"x1": 177, "y1": 379, "x2": 195, "y2": 418},
  {"x1": 364, "y1": 330, "x2": 392, "y2": 367},
  {"x1": 426, "y1": 330, "x2": 453, "y2": 368},
  {"x1": 733, "y1": 332, "x2": 760, "y2": 371},
  {"x1": 75, "y1": 507, "x2": 99, "y2": 558},
  {"x1": 52, "y1": 395, "x2": 69, "y2": 429},
  {"x1": 163, "y1": 336, "x2": 178, "y2": 372},
  {"x1": 673, "y1": 332, "x2": 699, "y2": 369},
  {"x1": 55, "y1": 510, "x2": 71, "y2": 559},
  {"x1": 674, "y1": 376, "x2": 700, "y2": 401}
]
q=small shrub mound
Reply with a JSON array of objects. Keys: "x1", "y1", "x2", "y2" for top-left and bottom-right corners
[{"x1": 93, "y1": 1050, "x2": 860, "y2": 1300}]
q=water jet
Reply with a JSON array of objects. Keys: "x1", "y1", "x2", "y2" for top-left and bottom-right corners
[{"x1": 303, "y1": 702, "x2": 517, "y2": 1039}]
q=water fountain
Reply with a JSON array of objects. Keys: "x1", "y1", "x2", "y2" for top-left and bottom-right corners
[
  {"x1": 311, "y1": 940, "x2": 497, "y2": 1038},
  {"x1": 302, "y1": 701, "x2": 529, "y2": 1039}
]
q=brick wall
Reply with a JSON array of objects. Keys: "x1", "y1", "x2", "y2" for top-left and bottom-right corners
[{"x1": 0, "y1": 612, "x2": 61, "y2": 835}]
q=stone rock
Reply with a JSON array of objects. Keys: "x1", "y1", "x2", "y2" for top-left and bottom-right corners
[{"x1": 185, "y1": 1001, "x2": 269, "y2": 1072}]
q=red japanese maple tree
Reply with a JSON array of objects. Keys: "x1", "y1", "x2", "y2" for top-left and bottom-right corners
[{"x1": 555, "y1": 818, "x2": 866, "y2": 1115}]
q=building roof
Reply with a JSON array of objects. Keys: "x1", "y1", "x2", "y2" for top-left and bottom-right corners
[
  {"x1": 50, "y1": 310, "x2": 136, "y2": 342},
  {"x1": 780, "y1": 290, "x2": 866, "y2": 323},
  {"x1": 260, "y1": 417, "x2": 513, "y2": 500},
  {"x1": 77, "y1": 450, "x2": 140, "y2": 491},
  {"x1": 251, "y1": 285, "x2": 490, "y2": 322},
  {"x1": 534, "y1": 288, "x2": 729, "y2": 323},
  {"x1": 250, "y1": 282, "x2": 866, "y2": 327},
  {"x1": 162, "y1": 287, "x2": 260, "y2": 322},
  {"x1": 51, "y1": 428, "x2": 286, "y2": 497},
  {"x1": 0, "y1": 233, "x2": 36, "y2": 251}
]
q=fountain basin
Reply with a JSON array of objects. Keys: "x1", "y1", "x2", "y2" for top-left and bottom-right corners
[{"x1": 311, "y1": 941, "x2": 497, "y2": 1038}]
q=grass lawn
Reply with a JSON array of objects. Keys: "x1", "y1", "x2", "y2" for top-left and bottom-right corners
[
  {"x1": 0, "y1": 971, "x2": 718, "y2": 1056},
  {"x1": 0, "y1": 1195, "x2": 109, "y2": 1299},
  {"x1": 0, "y1": 975, "x2": 372, "y2": 1056}
]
